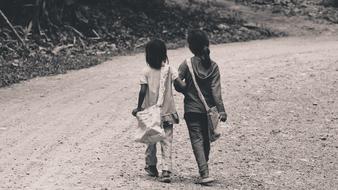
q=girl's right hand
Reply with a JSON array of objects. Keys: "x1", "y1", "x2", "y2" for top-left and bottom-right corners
[{"x1": 219, "y1": 112, "x2": 227, "y2": 122}]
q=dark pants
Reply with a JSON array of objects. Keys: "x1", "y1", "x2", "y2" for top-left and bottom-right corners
[{"x1": 184, "y1": 112, "x2": 210, "y2": 177}]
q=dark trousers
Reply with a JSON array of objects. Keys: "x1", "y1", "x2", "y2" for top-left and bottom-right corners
[{"x1": 184, "y1": 112, "x2": 210, "y2": 177}]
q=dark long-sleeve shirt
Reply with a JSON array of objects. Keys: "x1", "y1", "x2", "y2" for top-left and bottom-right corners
[{"x1": 176, "y1": 56, "x2": 226, "y2": 114}]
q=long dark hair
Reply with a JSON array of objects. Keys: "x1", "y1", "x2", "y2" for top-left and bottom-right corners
[
  {"x1": 187, "y1": 29, "x2": 211, "y2": 68},
  {"x1": 145, "y1": 39, "x2": 168, "y2": 70}
]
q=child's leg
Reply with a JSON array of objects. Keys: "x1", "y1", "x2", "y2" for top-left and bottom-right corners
[
  {"x1": 145, "y1": 144, "x2": 157, "y2": 167},
  {"x1": 184, "y1": 112, "x2": 209, "y2": 178},
  {"x1": 160, "y1": 122, "x2": 173, "y2": 172},
  {"x1": 201, "y1": 119, "x2": 210, "y2": 162},
  {"x1": 145, "y1": 144, "x2": 159, "y2": 177}
]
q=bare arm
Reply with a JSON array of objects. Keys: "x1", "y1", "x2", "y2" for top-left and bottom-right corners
[
  {"x1": 174, "y1": 61, "x2": 187, "y2": 93},
  {"x1": 132, "y1": 84, "x2": 148, "y2": 116}
]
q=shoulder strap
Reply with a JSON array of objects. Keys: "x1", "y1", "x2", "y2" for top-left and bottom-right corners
[
  {"x1": 186, "y1": 58, "x2": 210, "y2": 110},
  {"x1": 156, "y1": 64, "x2": 170, "y2": 106}
]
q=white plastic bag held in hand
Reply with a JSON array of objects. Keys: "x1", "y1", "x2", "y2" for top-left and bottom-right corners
[{"x1": 135, "y1": 105, "x2": 165, "y2": 144}]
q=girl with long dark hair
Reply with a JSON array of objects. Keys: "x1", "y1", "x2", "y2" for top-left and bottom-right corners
[{"x1": 132, "y1": 39, "x2": 186, "y2": 183}]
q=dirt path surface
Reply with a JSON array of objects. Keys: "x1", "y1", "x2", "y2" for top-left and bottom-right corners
[{"x1": 1, "y1": 36, "x2": 338, "y2": 190}]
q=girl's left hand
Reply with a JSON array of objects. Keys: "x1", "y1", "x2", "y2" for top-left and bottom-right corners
[{"x1": 132, "y1": 108, "x2": 141, "y2": 117}]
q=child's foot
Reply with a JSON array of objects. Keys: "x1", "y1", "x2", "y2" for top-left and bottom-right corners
[
  {"x1": 159, "y1": 170, "x2": 171, "y2": 183},
  {"x1": 210, "y1": 133, "x2": 221, "y2": 142},
  {"x1": 198, "y1": 176, "x2": 215, "y2": 185},
  {"x1": 144, "y1": 165, "x2": 159, "y2": 177}
]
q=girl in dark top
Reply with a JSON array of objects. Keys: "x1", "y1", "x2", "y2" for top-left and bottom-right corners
[{"x1": 175, "y1": 29, "x2": 227, "y2": 184}]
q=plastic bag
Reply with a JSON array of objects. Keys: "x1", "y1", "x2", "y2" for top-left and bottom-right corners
[{"x1": 135, "y1": 105, "x2": 166, "y2": 144}]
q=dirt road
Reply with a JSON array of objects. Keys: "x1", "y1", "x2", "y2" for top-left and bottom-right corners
[{"x1": 1, "y1": 36, "x2": 337, "y2": 190}]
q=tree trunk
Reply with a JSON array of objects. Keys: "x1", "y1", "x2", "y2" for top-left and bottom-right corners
[{"x1": 32, "y1": 0, "x2": 42, "y2": 35}]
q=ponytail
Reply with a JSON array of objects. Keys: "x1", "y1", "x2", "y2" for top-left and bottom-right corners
[{"x1": 201, "y1": 46, "x2": 211, "y2": 68}]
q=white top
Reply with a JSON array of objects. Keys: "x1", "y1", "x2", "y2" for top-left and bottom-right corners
[{"x1": 140, "y1": 64, "x2": 178, "y2": 117}]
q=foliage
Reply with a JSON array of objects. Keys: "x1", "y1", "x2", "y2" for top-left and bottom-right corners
[
  {"x1": 235, "y1": 0, "x2": 338, "y2": 23},
  {"x1": 322, "y1": 0, "x2": 338, "y2": 7},
  {"x1": 0, "y1": 0, "x2": 282, "y2": 87}
]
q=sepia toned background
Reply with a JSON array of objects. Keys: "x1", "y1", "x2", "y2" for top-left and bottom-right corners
[{"x1": 1, "y1": 0, "x2": 337, "y2": 189}]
